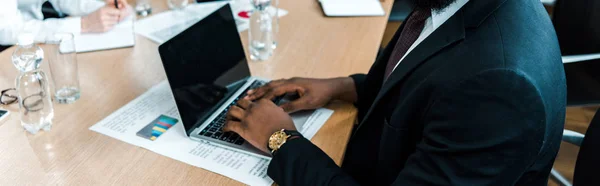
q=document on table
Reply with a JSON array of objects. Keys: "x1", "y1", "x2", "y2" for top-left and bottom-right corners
[
  {"x1": 89, "y1": 80, "x2": 334, "y2": 186},
  {"x1": 72, "y1": 15, "x2": 135, "y2": 53},
  {"x1": 135, "y1": 1, "x2": 288, "y2": 44},
  {"x1": 319, "y1": 0, "x2": 385, "y2": 17}
]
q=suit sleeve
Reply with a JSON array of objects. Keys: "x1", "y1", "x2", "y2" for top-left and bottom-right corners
[
  {"x1": 267, "y1": 69, "x2": 550, "y2": 186},
  {"x1": 392, "y1": 69, "x2": 548, "y2": 185},
  {"x1": 267, "y1": 137, "x2": 360, "y2": 186},
  {"x1": 349, "y1": 74, "x2": 367, "y2": 105}
]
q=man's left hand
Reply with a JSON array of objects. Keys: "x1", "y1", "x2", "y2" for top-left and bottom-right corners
[{"x1": 223, "y1": 99, "x2": 297, "y2": 154}]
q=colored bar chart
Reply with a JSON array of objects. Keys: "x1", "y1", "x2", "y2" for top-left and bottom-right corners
[{"x1": 136, "y1": 115, "x2": 179, "y2": 141}]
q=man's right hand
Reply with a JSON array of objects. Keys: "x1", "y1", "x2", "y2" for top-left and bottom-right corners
[
  {"x1": 245, "y1": 77, "x2": 357, "y2": 113},
  {"x1": 81, "y1": 6, "x2": 120, "y2": 33},
  {"x1": 81, "y1": 0, "x2": 130, "y2": 33}
]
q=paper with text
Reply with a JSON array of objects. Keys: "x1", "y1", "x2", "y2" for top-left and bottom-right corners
[
  {"x1": 319, "y1": 0, "x2": 384, "y2": 17},
  {"x1": 89, "y1": 80, "x2": 333, "y2": 185}
]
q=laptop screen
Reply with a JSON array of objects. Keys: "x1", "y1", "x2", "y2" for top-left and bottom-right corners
[{"x1": 158, "y1": 4, "x2": 250, "y2": 135}]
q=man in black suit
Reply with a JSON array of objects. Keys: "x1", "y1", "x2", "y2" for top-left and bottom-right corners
[{"x1": 223, "y1": 0, "x2": 566, "y2": 185}]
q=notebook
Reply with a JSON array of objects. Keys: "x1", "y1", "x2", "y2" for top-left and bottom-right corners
[
  {"x1": 73, "y1": 15, "x2": 135, "y2": 53},
  {"x1": 319, "y1": 0, "x2": 385, "y2": 17}
]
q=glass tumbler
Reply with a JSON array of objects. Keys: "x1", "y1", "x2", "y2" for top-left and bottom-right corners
[
  {"x1": 136, "y1": 0, "x2": 152, "y2": 16},
  {"x1": 45, "y1": 33, "x2": 81, "y2": 104},
  {"x1": 249, "y1": 0, "x2": 274, "y2": 61},
  {"x1": 168, "y1": 0, "x2": 189, "y2": 10}
]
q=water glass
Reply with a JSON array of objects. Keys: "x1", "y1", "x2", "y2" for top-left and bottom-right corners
[
  {"x1": 168, "y1": 0, "x2": 189, "y2": 10},
  {"x1": 136, "y1": 0, "x2": 153, "y2": 16},
  {"x1": 271, "y1": 0, "x2": 279, "y2": 49},
  {"x1": 249, "y1": 0, "x2": 274, "y2": 61},
  {"x1": 45, "y1": 33, "x2": 81, "y2": 104}
]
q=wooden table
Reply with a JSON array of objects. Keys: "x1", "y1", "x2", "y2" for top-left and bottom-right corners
[{"x1": 0, "y1": 0, "x2": 393, "y2": 185}]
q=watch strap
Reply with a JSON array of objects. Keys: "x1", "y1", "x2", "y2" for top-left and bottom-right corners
[
  {"x1": 283, "y1": 130, "x2": 302, "y2": 138},
  {"x1": 269, "y1": 129, "x2": 303, "y2": 154}
]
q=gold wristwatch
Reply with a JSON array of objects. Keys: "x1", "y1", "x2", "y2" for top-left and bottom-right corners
[{"x1": 268, "y1": 129, "x2": 302, "y2": 154}]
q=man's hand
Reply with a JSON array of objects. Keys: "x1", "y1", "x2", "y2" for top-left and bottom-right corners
[
  {"x1": 107, "y1": 0, "x2": 132, "y2": 22},
  {"x1": 105, "y1": 0, "x2": 130, "y2": 11},
  {"x1": 245, "y1": 77, "x2": 357, "y2": 113},
  {"x1": 223, "y1": 99, "x2": 296, "y2": 154},
  {"x1": 81, "y1": 0, "x2": 131, "y2": 33}
]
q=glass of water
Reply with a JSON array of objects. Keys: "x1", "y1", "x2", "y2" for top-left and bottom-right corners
[
  {"x1": 249, "y1": 0, "x2": 274, "y2": 61},
  {"x1": 168, "y1": 0, "x2": 189, "y2": 10},
  {"x1": 45, "y1": 33, "x2": 81, "y2": 104},
  {"x1": 135, "y1": 0, "x2": 152, "y2": 16}
]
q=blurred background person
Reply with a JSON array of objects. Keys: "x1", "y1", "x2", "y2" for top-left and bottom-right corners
[{"x1": 0, "y1": 0, "x2": 132, "y2": 46}]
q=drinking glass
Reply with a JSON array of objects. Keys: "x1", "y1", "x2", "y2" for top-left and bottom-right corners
[
  {"x1": 168, "y1": 0, "x2": 189, "y2": 10},
  {"x1": 249, "y1": 0, "x2": 274, "y2": 61},
  {"x1": 45, "y1": 33, "x2": 81, "y2": 104},
  {"x1": 271, "y1": 0, "x2": 279, "y2": 49},
  {"x1": 136, "y1": 0, "x2": 153, "y2": 16}
]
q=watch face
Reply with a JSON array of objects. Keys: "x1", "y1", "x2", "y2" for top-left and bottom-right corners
[{"x1": 269, "y1": 130, "x2": 288, "y2": 152}]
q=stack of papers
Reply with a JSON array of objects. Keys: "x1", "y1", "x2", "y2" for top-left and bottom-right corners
[{"x1": 319, "y1": 0, "x2": 385, "y2": 17}]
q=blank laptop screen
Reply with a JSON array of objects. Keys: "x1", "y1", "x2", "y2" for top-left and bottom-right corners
[{"x1": 158, "y1": 4, "x2": 250, "y2": 135}]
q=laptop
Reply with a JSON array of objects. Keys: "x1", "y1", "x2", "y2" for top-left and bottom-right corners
[{"x1": 158, "y1": 4, "x2": 275, "y2": 158}]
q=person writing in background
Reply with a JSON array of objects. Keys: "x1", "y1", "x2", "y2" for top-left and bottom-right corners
[
  {"x1": 224, "y1": 0, "x2": 566, "y2": 185},
  {"x1": 0, "y1": 0, "x2": 132, "y2": 45}
]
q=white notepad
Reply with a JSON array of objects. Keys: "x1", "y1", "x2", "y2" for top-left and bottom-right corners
[
  {"x1": 319, "y1": 0, "x2": 385, "y2": 17},
  {"x1": 73, "y1": 15, "x2": 135, "y2": 53}
]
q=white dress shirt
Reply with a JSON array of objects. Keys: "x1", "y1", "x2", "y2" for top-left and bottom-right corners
[
  {"x1": 0, "y1": 0, "x2": 105, "y2": 45},
  {"x1": 391, "y1": 0, "x2": 470, "y2": 72}
]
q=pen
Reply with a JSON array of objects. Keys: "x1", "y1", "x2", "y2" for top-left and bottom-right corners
[{"x1": 114, "y1": 0, "x2": 119, "y2": 9}]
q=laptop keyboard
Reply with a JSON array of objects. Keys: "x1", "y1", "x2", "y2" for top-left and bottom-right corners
[{"x1": 198, "y1": 80, "x2": 265, "y2": 145}]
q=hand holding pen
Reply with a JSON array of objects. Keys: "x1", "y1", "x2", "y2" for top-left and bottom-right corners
[{"x1": 81, "y1": 0, "x2": 132, "y2": 33}]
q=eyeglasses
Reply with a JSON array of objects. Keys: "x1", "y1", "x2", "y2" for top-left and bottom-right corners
[
  {"x1": 1, "y1": 88, "x2": 17, "y2": 105},
  {"x1": 22, "y1": 91, "x2": 45, "y2": 115},
  {"x1": 1, "y1": 88, "x2": 46, "y2": 115}
]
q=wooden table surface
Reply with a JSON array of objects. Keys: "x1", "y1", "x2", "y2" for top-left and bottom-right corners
[{"x1": 0, "y1": 0, "x2": 393, "y2": 185}]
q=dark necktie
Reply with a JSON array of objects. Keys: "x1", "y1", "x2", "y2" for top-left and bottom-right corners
[
  {"x1": 384, "y1": 9, "x2": 431, "y2": 80},
  {"x1": 42, "y1": 2, "x2": 67, "y2": 20}
]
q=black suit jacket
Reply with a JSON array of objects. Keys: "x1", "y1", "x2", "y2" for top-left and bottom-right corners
[{"x1": 267, "y1": 0, "x2": 566, "y2": 185}]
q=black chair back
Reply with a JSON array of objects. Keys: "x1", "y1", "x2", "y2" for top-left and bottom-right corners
[
  {"x1": 573, "y1": 109, "x2": 600, "y2": 185},
  {"x1": 553, "y1": 0, "x2": 600, "y2": 55},
  {"x1": 554, "y1": 0, "x2": 600, "y2": 106}
]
